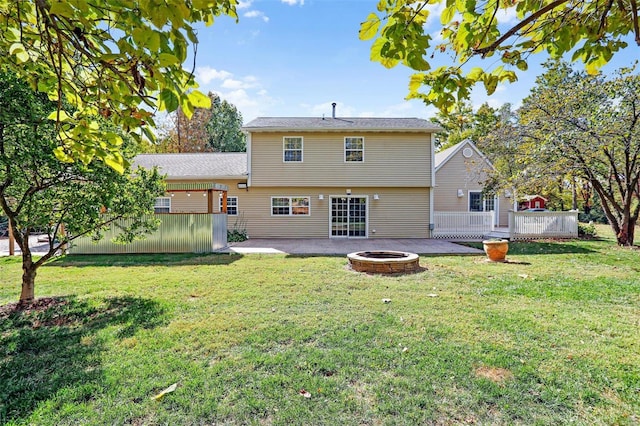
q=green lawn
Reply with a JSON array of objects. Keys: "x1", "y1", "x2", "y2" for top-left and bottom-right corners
[{"x1": 0, "y1": 227, "x2": 638, "y2": 425}]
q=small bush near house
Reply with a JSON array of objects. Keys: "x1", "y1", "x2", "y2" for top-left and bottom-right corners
[{"x1": 227, "y1": 215, "x2": 248, "y2": 242}]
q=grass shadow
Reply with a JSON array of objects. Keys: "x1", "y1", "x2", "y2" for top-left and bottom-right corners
[
  {"x1": 0, "y1": 295, "x2": 168, "y2": 423},
  {"x1": 462, "y1": 240, "x2": 597, "y2": 255},
  {"x1": 46, "y1": 252, "x2": 244, "y2": 268}
]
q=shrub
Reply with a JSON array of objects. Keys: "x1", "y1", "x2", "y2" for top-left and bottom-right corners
[
  {"x1": 227, "y1": 215, "x2": 248, "y2": 242},
  {"x1": 578, "y1": 222, "x2": 597, "y2": 238}
]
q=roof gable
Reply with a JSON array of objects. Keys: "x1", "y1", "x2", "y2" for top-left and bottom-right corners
[{"x1": 434, "y1": 139, "x2": 493, "y2": 172}]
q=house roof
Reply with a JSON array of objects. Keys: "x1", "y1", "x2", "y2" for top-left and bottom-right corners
[
  {"x1": 521, "y1": 194, "x2": 548, "y2": 201},
  {"x1": 133, "y1": 153, "x2": 247, "y2": 179},
  {"x1": 434, "y1": 139, "x2": 493, "y2": 172},
  {"x1": 243, "y1": 117, "x2": 441, "y2": 132}
]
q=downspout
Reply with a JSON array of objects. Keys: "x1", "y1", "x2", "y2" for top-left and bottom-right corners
[{"x1": 429, "y1": 132, "x2": 436, "y2": 238}]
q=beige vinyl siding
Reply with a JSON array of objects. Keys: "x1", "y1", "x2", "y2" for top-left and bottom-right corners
[
  {"x1": 250, "y1": 132, "x2": 433, "y2": 187},
  {"x1": 168, "y1": 191, "x2": 209, "y2": 213},
  {"x1": 434, "y1": 146, "x2": 510, "y2": 226},
  {"x1": 161, "y1": 179, "x2": 430, "y2": 238},
  {"x1": 222, "y1": 186, "x2": 430, "y2": 239}
]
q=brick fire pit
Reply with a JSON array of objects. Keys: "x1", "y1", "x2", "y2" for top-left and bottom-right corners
[{"x1": 347, "y1": 250, "x2": 420, "y2": 274}]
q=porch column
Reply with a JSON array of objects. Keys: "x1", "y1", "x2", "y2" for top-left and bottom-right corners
[
  {"x1": 207, "y1": 189, "x2": 214, "y2": 214},
  {"x1": 221, "y1": 190, "x2": 228, "y2": 213}
]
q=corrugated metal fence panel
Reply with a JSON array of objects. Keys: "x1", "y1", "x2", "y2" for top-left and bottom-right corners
[
  {"x1": 69, "y1": 214, "x2": 228, "y2": 254},
  {"x1": 509, "y1": 211, "x2": 578, "y2": 240},
  {"x1": 432, "y1": 211, "x2": 494, "y2": 239},
  {"x1": 212, "y1": 214, "x2": 227, "y2": 250}
]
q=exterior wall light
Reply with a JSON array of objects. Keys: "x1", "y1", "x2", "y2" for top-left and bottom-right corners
[
  {"x1": 457, "y1": 189, "x2": 464, "y2": 198},
  {"x1": 373, "y1": 194, "x2": 379, "y2": 200},
  {"x1": 318, "y1": 194, "x2": 324, "y2": 200}
]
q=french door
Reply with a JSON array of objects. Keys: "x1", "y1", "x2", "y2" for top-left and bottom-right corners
[
  {"x1": 330, "y1": 196, "x2": 367, "y2": 238},
  {"x1": 469, "y1": 191, "x2": 499, "y2": 226}
]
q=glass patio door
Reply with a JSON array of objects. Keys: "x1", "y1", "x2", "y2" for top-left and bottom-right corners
[{"x1": 331, "y1": 197, "x2": 367, "y2": 238}]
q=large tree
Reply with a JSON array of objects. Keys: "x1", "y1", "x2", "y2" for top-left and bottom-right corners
[
  {"x1": 1, "y1": 0, "x2": 238, "y2": 171},
  {"x1": 149, "y1": 92, "x2": 246, "y2": 153},
  {"x1": 433, "y1": 101, "x2": 501, "y2": 150},
  {"x1": 360, "y1": 0, "x2": 637, "y2": 112},
  {"x1": 206, "y1": 93, "x2": 246, "y2": 152},
  {"x1": 485, "y1": 62, "x2": 640, "y2": 246},
  {"x1": 0, "y1": 73, "x2": 165, "y2": 304}
]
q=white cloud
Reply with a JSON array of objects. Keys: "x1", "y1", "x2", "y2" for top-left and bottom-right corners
[
  {"x1": 244, "y1": 10, "x2": 269, "y2": 22},
  {"x1": 221, "y1": 76, "x2": 259, "y2": 90},
  {"x1": 195, "y1": 67, "x2": 232, "y2": 84},
  {"x1": 496, "y1": 8, "x2": 519, "y2": 25},
  {"x1": 236, "y1": 0, "x2": 252, "y2": 10},
  {"x1": 281, "y1": 0, "x2": 304, "y2": 5}
]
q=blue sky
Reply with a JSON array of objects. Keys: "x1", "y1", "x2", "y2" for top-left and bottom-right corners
[{"x1": 189, "y1": 0, "x2": 637, "y2": 124}]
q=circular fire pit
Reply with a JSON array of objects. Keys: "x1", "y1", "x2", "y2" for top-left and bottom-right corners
[{"x1": 347, "y1": 250, "x2": 420, "y2": 274}]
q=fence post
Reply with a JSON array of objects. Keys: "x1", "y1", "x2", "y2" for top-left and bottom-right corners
[{"x1": 508, "y1": 211, "x2": 515, "y2": 238}]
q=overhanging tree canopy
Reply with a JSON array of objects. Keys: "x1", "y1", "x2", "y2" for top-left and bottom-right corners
[
  {"x1": 360, "y1": 0, "x2": 637, "y2": 111},
  {"x1": 0, "y1": 0, "x2": 238, "y2": 171},
  {"x1": 0, "y1": 72, "x2": 165, "y2": 304}
]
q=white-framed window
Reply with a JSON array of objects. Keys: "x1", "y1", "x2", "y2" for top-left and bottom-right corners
[
  {"x1": 220, "y1": 196, "x2": 238, "y2": 215},
  {"x1": 271, "y1": 196, "x2": 310, "y2": 216},
  {"x1": 283, "y1": 136, "x2": 303, "y2": 162},
  {"x1": 154, "y1": 197, "x2": 171, "y2": 213},
  {"x1": 345, "y1": 137, "x2": 364, "y2": 162}
]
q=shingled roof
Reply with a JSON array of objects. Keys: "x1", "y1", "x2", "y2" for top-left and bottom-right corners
[
  {"x1": 243, "y1": 117, "x2": 441, "y2": 132},
  {"x1": 133, "y1": 153, "x2": 247, "y2": 179}
]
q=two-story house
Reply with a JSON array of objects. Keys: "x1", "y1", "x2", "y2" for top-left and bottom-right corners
[{"x1": 136, "y1": 115, "x2": 441, "y2": 239}]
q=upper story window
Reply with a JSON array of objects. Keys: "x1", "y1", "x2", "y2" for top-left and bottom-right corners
[
  {"x1": 219, "y1": 196, "x2": 238, "y2": 215},
  {"x1": 271, "y1": 196, "x2": 310, "y2": 216},
  {"x1": 283, "y1": 137, "x2": 303, "y2": 162},
  {"x1": 345, "y1": 137, "x2": 364, "y2": 162},
  {"x1": 154, "y1": 197, "x2": 171, "y2": 213}
]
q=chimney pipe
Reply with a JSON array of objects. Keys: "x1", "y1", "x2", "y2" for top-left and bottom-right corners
[{"x1": 332, "y1": 102, "x2": 336, "y2": 119}]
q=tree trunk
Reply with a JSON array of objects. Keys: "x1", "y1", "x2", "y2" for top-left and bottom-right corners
[
  {"x1": 20, "y1": 259, "x2": 37, "y2": 304},
  {"x1": 616, "y1": 214, "x2": 635, "y2": 246},
  {"x1": 12, "y1": 224, "x2": 37, "y2": 305}
]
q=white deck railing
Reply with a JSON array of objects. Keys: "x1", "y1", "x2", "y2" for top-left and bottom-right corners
[
  {"x1": 432, "y1": 211, "x2": 495, "y2": 239},
  {"x1": 509, "y1": 211, "x2": 578, "y2": 240}
]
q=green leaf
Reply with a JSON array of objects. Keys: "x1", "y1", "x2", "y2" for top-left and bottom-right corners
[
  {"x1": 187, "y1": 90, "x2": 211, "y2": 108},
  {"x1": 467, "y1": 67, "x2": 484, "y2": 81},
  {"x1": 9, "y1": 43, "x2": 30, "y2": 64},
  {"x1": 158, "y1": 53, "x2": 179, "y2": 67},
  {"x1": 49, "y1": 1, "x2": 75, "y2": 17},
  {"x1": 104, "y1": 153, "x2": 125, "y2": 174},
  {"x1": 441, "y1": 6, "x2": 456, "y2": 25},
  {"x1": 516, "y1": 60, "x2": 528, "y2": 71},
  {"x1": 359, "y1": 13, "x2": 381, "y2": 40},
  {"x1": 408, "y1": 73, "x2": 425, "y2": 95},
  {"x1": 159, "y1": 89, "x2": 179, "y2": 112},
  {"x1": 47, "y1": 110, "x2": 72, "y2": 122}
]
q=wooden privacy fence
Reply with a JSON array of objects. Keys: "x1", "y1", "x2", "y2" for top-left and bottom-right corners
[
  {"x1": 432, "y1": 211, "x2": 495, "y2": 239},
  {"x1": 69, "y1": 213, "x2": 227, "y2": 254},
  {"x1": 509, "y1": 211, "x2": 578, "y2": 240}
]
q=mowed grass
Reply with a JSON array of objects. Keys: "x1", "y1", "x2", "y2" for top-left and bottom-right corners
[{"x1": 0, "y1": 227, "x2": 638, "y2": 425}]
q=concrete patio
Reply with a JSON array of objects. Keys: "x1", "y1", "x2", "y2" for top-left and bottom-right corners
[
  {"x1": 1, "y1": 237, "x2": 484, "y2": 257},
  {"x1": 221, "y1": 238, "x2": 483, "y2": 255}
]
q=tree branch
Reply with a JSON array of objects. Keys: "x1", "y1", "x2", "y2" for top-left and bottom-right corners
[{"x1": 474, "y1": 0, "x2": 571, "y2": 57}]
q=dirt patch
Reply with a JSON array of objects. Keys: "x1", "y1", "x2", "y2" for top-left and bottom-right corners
[
  {"x1": 0, "y1": 297, "x2": 68, "y2": 316},
  {"x1": 474, "y1": 366, "x2": 514, "y2": 384}
]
